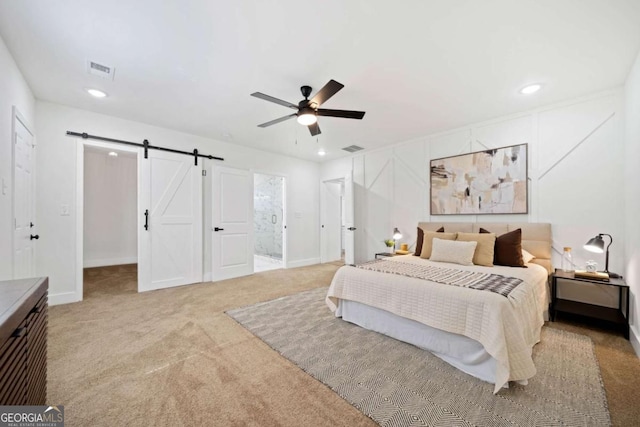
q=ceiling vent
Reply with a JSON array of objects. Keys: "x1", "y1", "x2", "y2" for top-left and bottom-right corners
[
  {"x1": 342, "y1": 145, "x2": 364, "y2": 153},
  {"x1": 87, "y1": 60, "x2": 115, "y2": 80}
]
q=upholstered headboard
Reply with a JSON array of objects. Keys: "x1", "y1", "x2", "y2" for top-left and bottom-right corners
[{"x1": 417, "y1": 222, "x2": 553, "y2": 273}]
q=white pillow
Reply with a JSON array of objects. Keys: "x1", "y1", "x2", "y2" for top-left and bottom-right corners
[
  {"x1": 522, "y1": 249, "x2": 535, "y2": 264},
  {"x1": 429, "y1": 238, "x2": 477, "y2": 266}
]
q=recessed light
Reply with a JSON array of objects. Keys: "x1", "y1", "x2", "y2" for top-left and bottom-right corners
[
  {"x1": 86, "y1": 88, "x2": 107, "y2": 98},
  {"x1": 519, "y1": 84, "x2": 542, "y2": 95},
  {"x1": 108, "y1": 151, "x2": 118, "y2": 157},
  {"x1": 317, "y1": 149, "x2": 326, "y2": 156}
]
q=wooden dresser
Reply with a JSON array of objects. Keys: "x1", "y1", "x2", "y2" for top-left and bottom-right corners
[{"x1": 0, "y1": 277, "x2": 48, "y2": 405}]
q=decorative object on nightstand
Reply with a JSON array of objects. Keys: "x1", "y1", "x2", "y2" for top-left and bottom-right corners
[
  {"x1": 375, "y1": 252, "x2": 397, "y2": 259},
  {"x1": 561, "y1": 247, "x2": 573, "y2": 272},
  {"x1": 395, "y1": 242, "x2": 410, "y2": 255},
  {"x1": 574, "y1": 270, "x2": 609, "y2": 281},
  {"x1": 583, "y1": 233, "x2": 621, "y2": 278}
]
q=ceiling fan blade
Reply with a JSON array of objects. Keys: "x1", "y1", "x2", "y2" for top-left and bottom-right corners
[
  {"x1": 316, "y1": 109, "x2": 366, "y2": 120},
  {"x1": 309, "y1": 80, "x2": 344, "y2": 107},
  {"x1": 257, "y1": 113, "x2": 297, "y2": 128},
  {"x1": 308, "y1": 122, "x2": 321, "y2": 136},
  {"x1": 251, "y1": 92, "x2": 298, "y2": 110}
]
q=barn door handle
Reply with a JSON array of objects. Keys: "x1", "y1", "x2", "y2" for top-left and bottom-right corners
[
  {"x1": 30, "y1": 234, "x2": 39, "y2": 240},
  {"x1": 214, "y1": 227, "x2": 224, "y2": 232},
  {"x1": 144, "y1": 209, "x2": 149, "y2": 231}
]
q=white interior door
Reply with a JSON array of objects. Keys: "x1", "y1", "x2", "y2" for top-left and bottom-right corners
[
  {"x1": 139, "y1": 150, "x2": 203, "y2": 292},
  {"x1": 13, "y1": 113, "x2": 36, "y2": 279},
  {"x1": 321, "y1": 181, "x2": 342, "y2": 263},
  {"x1": 344, "y1": 172, "x2": 355, "y2": 265},
  {"x1": 212, "y1": 166, "x2": 253, "y2": 280}
]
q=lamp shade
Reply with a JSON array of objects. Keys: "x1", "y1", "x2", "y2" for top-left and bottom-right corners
[
  {"x1": 393, "y1": 228, "x2": 402, "y2": 240},
  {"x1": 584, "y1": 235, "x2": 605, "y2": 253},
  {"x1": 296, "y1": 107, "x2": 317, "y2": 125}
]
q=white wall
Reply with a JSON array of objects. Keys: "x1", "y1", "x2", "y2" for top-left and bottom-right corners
[
  {"x1": 36, "y1": 101, "x2": 320, "y2": 304},
  {"x1": 624, "y1": 50, "x2": 640, "y2": 355},
  {"x1": 0, "y1": 35, "x2": 36, "y2": 280},
  {"x1": 321, "y1": 89, "x2": 626, "y2": 297},
  {"x1": 83, "y1": 150, "x2": 137, "y2": 267}
]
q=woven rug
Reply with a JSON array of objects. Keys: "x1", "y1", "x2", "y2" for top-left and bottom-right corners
[{"x1": 227, "y1": 287, "x2": 610, "y2": 427}]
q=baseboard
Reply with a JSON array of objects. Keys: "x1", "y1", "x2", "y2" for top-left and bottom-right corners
[
  {"x1": 49, "y1": 291, "x2": 81, "y2": 306},
  {"x1": 630, "y1": 326, "x2": 640, "y2": 359},
  {"x1": 84, "y1": 257, "x2": 137, "y2": 268},
  {"x1": 286, "y1": 257, "x2": 321, "y2": 269}
]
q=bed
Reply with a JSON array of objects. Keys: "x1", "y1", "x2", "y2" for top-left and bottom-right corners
[{"x1": 326, "y1": 222, "x2": 552, "y2": 393}]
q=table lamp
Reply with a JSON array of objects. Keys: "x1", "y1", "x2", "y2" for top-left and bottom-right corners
[
  {"x1": 393, "y1": 228, "x2": 402, "y2": 251},
  {"x1": 583, "y1": 233, "x2": 620, "y2": 278}
]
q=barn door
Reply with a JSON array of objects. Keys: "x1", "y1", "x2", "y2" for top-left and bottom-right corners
[{"x1": 138, "y1": 150, "x2": 203, "y2": 291}]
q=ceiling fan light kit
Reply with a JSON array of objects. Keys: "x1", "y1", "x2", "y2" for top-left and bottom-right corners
[
  {"x1": 296, "y1": 107, "x2": 317, "y2": 125},
  {"x1": 251, "y1": 79, "x2": 366, "y2": 136}
]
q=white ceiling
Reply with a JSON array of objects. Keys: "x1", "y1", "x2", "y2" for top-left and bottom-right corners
[{"x1": 1, "y1": 0, "x2": 639, "y2": 162}]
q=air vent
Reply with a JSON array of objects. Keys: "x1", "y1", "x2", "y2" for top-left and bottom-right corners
[
  {"x1": 342, "y1": 145, "x2": 364, "y2": 153},
  {"x1": 87, "y1": 60, "x2": 115, "y2": 80}
]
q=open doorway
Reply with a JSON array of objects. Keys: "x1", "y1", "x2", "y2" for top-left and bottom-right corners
[
  {"x1": 253, "y1": 172, "x2": 285, "y2": 273},
  {"x1": 82, "y1": 145, "x2": 138, "y2": 297},
  {"x1": 321, "y1": 178, "x2": 344, "y2": 264}
]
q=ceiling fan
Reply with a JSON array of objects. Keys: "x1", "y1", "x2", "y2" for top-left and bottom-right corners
[{"x1": 251, "y1": 79, "x2": 366, "y2": 136}]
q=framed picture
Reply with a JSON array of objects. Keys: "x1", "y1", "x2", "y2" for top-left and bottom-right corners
[{"x1": 430, "y1": 143, "x2": 528, "y2": 215}]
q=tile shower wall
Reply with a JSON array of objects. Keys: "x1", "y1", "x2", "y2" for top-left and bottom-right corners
[{"x1": 254, "y1": 173, "x2": 284, "y2": 259}]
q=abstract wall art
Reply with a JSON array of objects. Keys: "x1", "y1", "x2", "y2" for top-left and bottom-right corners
[{"x1": 430, "y1": 143, "x2": 528, "y2": 215}]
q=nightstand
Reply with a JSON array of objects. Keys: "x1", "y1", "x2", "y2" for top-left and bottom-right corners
[
  {"x1": 375, "y1": 252, "x2": 397, "y2": 260},
  {"x1": 550, "y1": 269, "x2": 629, "y2": 339}
]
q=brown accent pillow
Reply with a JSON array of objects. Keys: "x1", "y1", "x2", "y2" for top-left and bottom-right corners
[
  {"x1": 414, "y1": 226, "x2": 444, "y2": 256},
  {"x1": 420, "y1": 231, "x2": 456, "y2": 259},
  {"x1": 455, "y1": 232, "x2": 496, "y2": 267},
  {"x1": 480, "y1": 228, "x2": 526, "y2": 267}
]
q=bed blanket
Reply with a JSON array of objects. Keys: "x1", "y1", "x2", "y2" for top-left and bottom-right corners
[
  {"x1": 326, "y1": 255, "x2": 547, "y2": 393},
  {"x1": 357, "y1": 259, "x2": 523, "y2": 297}
]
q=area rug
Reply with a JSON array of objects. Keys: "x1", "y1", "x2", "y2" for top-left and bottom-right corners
[{"x1": 227, "y1": 287, "x2": 610, "y2": 427}]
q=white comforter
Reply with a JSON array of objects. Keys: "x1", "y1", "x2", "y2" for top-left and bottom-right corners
[{"x1": 326, "y1": 255, "x2": 548, "y2": 393}]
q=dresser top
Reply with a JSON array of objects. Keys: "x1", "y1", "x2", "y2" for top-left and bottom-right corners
[{"x1": 0, "y1": 277, "x2": 48, "y2": 328}]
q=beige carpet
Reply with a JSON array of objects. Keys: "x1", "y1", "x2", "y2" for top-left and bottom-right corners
[{"x1": 46, "y1": 263, "x2": 640, "y2": 426}]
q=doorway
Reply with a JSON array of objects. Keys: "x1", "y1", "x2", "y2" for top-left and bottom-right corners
[
  {"x1": 253, "y1": 173, "x2": 285, "y2": 273},
  {"x1": 82, "y1": 145, "x2": 138, "y2": 297},
  {"x1": 83, "y1": 146, "x2": 137, "y2": 268},
  {"x1": 321, "y1": 178, "x2": 344, "y2": 263},
  {"x1": 321, "y1": 172, "x2": 354, "y2": 265}
]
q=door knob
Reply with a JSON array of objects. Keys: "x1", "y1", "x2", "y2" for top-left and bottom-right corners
[
  {"x1": 214, "y1": 227, "x2": 224, "y2": 232},
  {"x1": 30, "y1": 234, "x2": 39, "y2": 240},
  {"x1": 347, "y1": 227, "x2": 357, "y2": 231}
]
